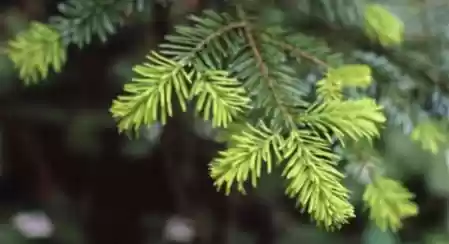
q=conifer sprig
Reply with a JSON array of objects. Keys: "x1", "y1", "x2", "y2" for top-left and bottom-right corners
[
  {"x1": 6, "y1": 22, "x2": 67, "y2": 84},
  {"x1": 299, "y1": 98, "x2": 386, "y2": 144},
  {"x1": 50, "y1": 0, "x2": 148, "y2": 47},
  {"x1": 3, "y1": 1, "x2": 421, "y2": 232},
  {"x1": 237, "y1": 8, "x2": 298, "y2": 129},
  {"x1": 281, "y1": 130, "x2": 355, "y2": 229},
  {"x1": 159, "y1": 10, "x2": 247, "y2": 69},
  {"x1": 190, "y1": 70, "x2": 252, "y2": 127},
  {"x1": 110, "y1": 52, "x2": 194, "y2": 132},
  {"x1": 108, "y1": 8, "x2": 400, "y2": 230},
  {"x1": 210, "y1": 122, "x2": 283, "y2": 193},
  {"x1": 6, "y1": 0, "x2": 147, "y2": 84},
  {"x1": 363, "y1": 176, "x2": 418, "y2": 231}
]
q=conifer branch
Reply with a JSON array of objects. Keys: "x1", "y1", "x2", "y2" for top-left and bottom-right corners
[
  {"x1": 237, "y1": 7, "x2": 297, "y2": 128},
  {"x1": 6, "y1": 22, "x2": 67, "y2": 84},
  {"x1": 363, "y1": 176, "x2": 418, "y2": 231},
  {"x1": 159, "y1": 10, "x2": 247, "y2": 70},
  {"x1": 3, "y1": 2, "x2": 416, "y2": 232},
  {"x1": 178, "y1": 21, "x2": 247, "y2": 65},
  {"x1": 271, "y1": 39, "x2": 330, "y2": 69}
]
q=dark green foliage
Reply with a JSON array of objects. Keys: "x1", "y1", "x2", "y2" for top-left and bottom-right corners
[{"x1": 49, "y1": 0, "x2": 147, "y2": 47}]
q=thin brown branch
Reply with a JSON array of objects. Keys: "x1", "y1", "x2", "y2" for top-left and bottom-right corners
[
  {"x1": 236, "y1": 7, "x2": 296, "y2": 127},
  {"x1": 273, "y1": 40, "x2": 330, "y2": 69},
  {"x1": 180, "y1": 21, "x2": 247, "y2": 64}
]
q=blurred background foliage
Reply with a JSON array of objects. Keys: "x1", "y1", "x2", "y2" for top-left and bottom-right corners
[{"x1": 0, "y1": 0, "x2": 449, "y2": 244}]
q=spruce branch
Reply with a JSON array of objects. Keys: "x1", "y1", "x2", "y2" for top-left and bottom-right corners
[
  {"x1": 6, "y1": 22, "x2": 67, "y2": 84},
  {"x1": 270, "y1": 39, "x2": 330, "y2": 69},
  {"x1": 190, "y1": 70, "x2": 252, "y2": 128},
  {"x1": 50, "y1": 0, "x2": 147, "y2": 47},
  {"x1": 176, "y1": 21, "x2": 247, "y2": 65},
  {"x1": 111, "y1": 11, "x2": 253, "y2": 133},
  {"x1": 297, "y1": 98, "x2": 386, "y2": 144},
  {"x1": 410, "y1": 118, "x2": 447, "y2": 154},
  {"x1": 108, "y1": 7, "x2": 390, "y2": 232},
  {"x1": 237, "y1": 7, "x2": 297, "y2": 128},
  {"x1": 210, "y1": 122, "x2": 283, "y2": 194},
  {"x1": 110, "y1": 51, "x2": 194, "y2": 132},
  {"x1": 160, "y1": 10, "x2": 248, "y2": 69},
  {"x1": 363, "y1": 176, "x2": 418, "y2": 231},
  {"x1": 282, "y1": 130, "x2": 355, "y2": 229}
]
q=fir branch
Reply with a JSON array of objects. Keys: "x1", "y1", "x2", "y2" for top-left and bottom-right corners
[
  {"x1": 237, "y1": 7, "x2": 297, "y2": 128},
  {"x1": 270, "y1": 39, "x2": 330, "y2": 69},
  {"x1": 296, "y1": 9, "x2": 449, "y2": 94},
  {"x1": 6, "y1": 22, "x2": 67, "y2": 84},
  {"x1": 111, "y1": 11, "x2": 253, "y2": 133},
  {"x1": 49, "y1": 0, "x2": 145, "y2": 47},
  {"x1": 410, "y1": 118, "x2": 447, "y2": 154},
  {"x1": 282, "y1": 130, "x2": 355, "y2": 229},
  {"x1": 190, "y1": 70, "x2": 252, "y2": 128},
  {"x1": 160, "y1": 10, "x2": 247, "y2": 70},
  {"x1": 363, "y1": 176, "x2": 418, "y2": 231},
  {"x1": 298, "y1": 98, "x2": 386, "y2": 144},
  {"x1": 108, "y1": 6, "x2": 389, "y2": 232},
  {"x1": 110, "y1": 51, "x2": 194, "y2": 132},
  {"x1": 210, "y1": 122, "x2": 283, "y2": 194},
  {"x1": 177, "y1": 21, "x2": 247, "y2": 65}
]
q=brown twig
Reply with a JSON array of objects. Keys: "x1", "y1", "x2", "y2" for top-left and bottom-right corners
[
  {"x1": 179, "y1": 21, "x2": 247, "y2": 64},
  {"x1": 272, "y1": 40, "x2": 330, "y2": 69},
  {"x1": 236, "y1": 6, "x2": 297, "y2": 128}
]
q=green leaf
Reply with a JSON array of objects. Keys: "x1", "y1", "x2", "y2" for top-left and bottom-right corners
[
  {"x1": 363, "y1": 176, "x2": 418, "y2": 232},
  {"x1": 282, "y1": 130, "x2": 354, "y2": 229},
  {"x1": 297, "y1": 98, "x2": 386, "y2": 144},
  {"x1": 51, "y1": 0, "x2": 129, "y2": 47},
  {"x1": 230, "y1": 40, "x2": 305, "y2": 128},
  {"x1": 316, "y1": 65, "x2": 372, "y2": 101},
  {"x1": 316, "y1": 77, "x2": 344, "y2": 101},
  {"x1": 364, "y1": 4, "x2": 404, "y2": 47},
  {"x1": 160, "y1": 10, "x2": 245, "y2": 69},
  {"x1": 210, "y1": 122, "x2": 283, "y2": 194},
  {"x1": 110, "y1": 51, "x2": 194, "y2": 133},
  {"x1": 327, "y1": 65, "x2": 372, "y2": 87},
  {"x1": 410, "y1": 119, "x2": 447, "y2": 155},
  {"x1": 190, "y1": 70, "x2": 251, "y2": 128},
  {"x1": 7, "y1": 22, "x2": 67, "y2": 84}
]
